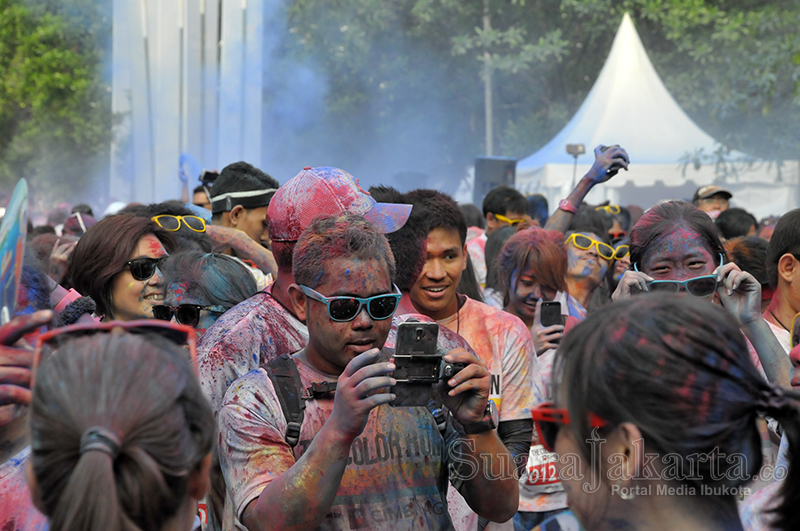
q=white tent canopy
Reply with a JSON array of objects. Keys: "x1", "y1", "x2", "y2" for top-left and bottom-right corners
[{"x1": 515, "y1": 13, "x2": 798, "y2": 219}]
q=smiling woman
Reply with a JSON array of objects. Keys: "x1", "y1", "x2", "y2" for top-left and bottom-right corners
[{"x1": 68, "y1": 214, "x2": 177, "y2": 321}]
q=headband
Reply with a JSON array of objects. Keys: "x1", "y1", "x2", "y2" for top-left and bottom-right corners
[{"x1": 211, "y1": 189, "x2": 278, "y2": 214}]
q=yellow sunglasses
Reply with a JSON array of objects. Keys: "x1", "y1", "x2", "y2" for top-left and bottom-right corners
[
  {"x1": 494, "y1": 213, "x2": 526, "y2": 226},
  {"x1": 151, "y1": 215, "x2": 207, "y2": 233},
  {"x1": 613, "y1": 244, "x2": 630, "y2": 260},
  {"x1": 595, "y1": 205, "x2": 621, "y2": 215},
  {"x1": 565, "y1": 233, "x2": 615, "y2": 261}
]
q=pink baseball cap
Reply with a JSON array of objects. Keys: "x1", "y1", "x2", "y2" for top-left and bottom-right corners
[{"x1": 268, "y1": 167, "x2": 412, "y2": 242}]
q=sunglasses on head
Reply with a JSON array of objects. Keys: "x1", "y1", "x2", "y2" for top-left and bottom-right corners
[
  {"x1": 595, "y1": 205, "x2": 621, "y2": 215},
  {"x1": 532, "y1": 402, "x2": 608, "y2": 453},
  {"x1": 151, "y1": 215, "x2": 207, "y2": 233},
  {"x1": 494, "y1": 213, "x2": 525, "y2": 226},
  {"x1": 33, "y1": 320, "x2": 198, "y2": 388},
  {"x1": 301, "y1": 285, "x2": 402, "y2": 322},
  {"x1": 633, "y1": 254, "x2": 723, "y2": 298},
  {"x1": 125, "y1": 256, "x2": 166, "y2": 281},
  {"x1": 152, "y1": 304, "x2": 227, "y2": 327},
  {"x1": 565, "y1": 233, "x2": 615, "y2": 261}
]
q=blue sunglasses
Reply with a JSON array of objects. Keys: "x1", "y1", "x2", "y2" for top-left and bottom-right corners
[
  {"x1": 634, "y1": 254, "x2": 723, "y2": 298},
  {"x1": 301, "y1": 285, "x2": 402, "y2": 322}
]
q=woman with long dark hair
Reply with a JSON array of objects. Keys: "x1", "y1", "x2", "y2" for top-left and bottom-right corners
[{"x1": 68, "y1": 214, "x2": 177, "y2": 321}]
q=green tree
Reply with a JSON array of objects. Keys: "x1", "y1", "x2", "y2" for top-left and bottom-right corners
[
  {"x1": 283, "y1": 0, "x2": 799, "y2": 188},
  {"x1": 0, "y1": 0, "x2": 112, "y2": 202}
]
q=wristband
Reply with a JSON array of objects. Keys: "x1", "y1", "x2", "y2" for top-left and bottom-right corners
[{"x1": 558, "y1": 199, "x2": 578, "y2": 214}]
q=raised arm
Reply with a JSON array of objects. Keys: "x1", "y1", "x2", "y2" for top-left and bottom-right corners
[
  {"x1": 716, "y1": 264, "x2": 792, "y2": 386},
  {"x1": 205, "y1": 225, "x2": 278, "y2": 277},
  {"x1": 545, "y1": 145, "x2": 630, "y2": 234}
]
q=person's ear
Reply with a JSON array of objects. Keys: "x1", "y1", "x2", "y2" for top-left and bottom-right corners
[
  {"x1": 461, "y1": 244, "x2": 468, "y2": 272},
  {"x1": 288, "y1": 283, "x2": 308, "y2": 322},
  {"x1": 228, "y1": 205, "x2": 245, "y2": 227},
  {"x1": 601, "y1": 422, "x2": 645, "y2": 485},
  {"x1": 188, "y1": 452, "x2": 213, "y2": 500},
  {"x1": 778, "y1": 253, "x2": 797, "y2": 285},
  {"x1": 25, "y1": 460, "x2": 47, "y2": 514},
  {"x1": 485, "y1": 213, "x2": 498, "y2": 231}
]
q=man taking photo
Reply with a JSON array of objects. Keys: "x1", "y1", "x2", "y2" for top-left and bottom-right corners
[{"x1": 217, "y1": 213, "x2": 518, "y2": 530}]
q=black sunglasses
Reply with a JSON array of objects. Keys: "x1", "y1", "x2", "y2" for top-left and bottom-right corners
[
  {"x1": 152, "y1": 304, "x2": 226, "y2": 327},
  {"x1": 125, "y1": 257, "x2": 165, "y2": 281}
]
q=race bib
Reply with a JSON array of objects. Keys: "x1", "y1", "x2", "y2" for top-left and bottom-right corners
[{"x1": 523, "y1": 444, "x2": 564, "y2": 493}]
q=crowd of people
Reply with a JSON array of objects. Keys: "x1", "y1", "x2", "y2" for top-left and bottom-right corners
[{"x1": 2, "y1": 145, "x2": 800, "y2": 531}]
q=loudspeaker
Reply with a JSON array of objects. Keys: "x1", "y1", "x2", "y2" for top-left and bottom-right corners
[{"x1": 473, "y1": 157, "x2": 517, "y2": 206}]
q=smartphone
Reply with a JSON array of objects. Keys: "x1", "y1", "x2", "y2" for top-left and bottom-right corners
[
  {"x1": 599, "y1": 144, "x2": 625, "y2": 177},
  {"x1": 540, "y1": 301, "x2": 565, "y2": 328},
  {"x1": 391, "y1": 320, "x2": 440, "y2": 407},
  {"x1": 200, "y1": 169, "x2": 219, "y2": 185}
]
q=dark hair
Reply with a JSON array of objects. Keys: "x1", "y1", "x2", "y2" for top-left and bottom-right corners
[
  {"x1": 71, "y1": 203, "x2": 94, "y2": 217},
  {"x1": 568, "y1": 206, "x2": 611, "y2": 243},
  {"x1": 482, "y1": 186, "x2": 527, "y2": 217},
  {"x1": 30, "y1": 225, "x2": 57, "y2": 238},
  {"x1": 595, "y1": 204, "x2": 632, "y2": 234},
  {"x1": 406, "y1": 189, "x2": 467, "y2": 245},
  {"x1": 456, "y1": 254, "x2": 484, "y2": 303},
  {"x1": 272, "y1": 241, "x2": 296, "y2": 274},
  {"x1": 192, "y1": 185, "x2": 207, "y2": 195},
  {"x1": 211, "y1": 162, "x2": 278, "y2": 199},
  {"x1": 30, "y1": 332, "x2": 214, "y2": 531},
  {"x1": 724, "y1": 237, "x2": 769, "y2": 290},
  {"x1": 68, "y1": 214, "x2": 177, "y2": 317},
  {"x1": 629, "y1": 201, "x2": 725, "y2": 270},
  {"x1": 121, "y1": 201, "x2": 212, "y2": 253},
  {"x1": 526, "y1": 194, "x2": 549, "y2": 226},
  {"x1": 211, "y1": 162, "x2": 279, "y2": 220},
  {"x1": 160, "y1": 252, "x2": 257, "y2": 309},
  {"x1": 369, "y1": 186, "x2": 426, "y2": 292},
  {"x1": 554, "y1": 295, "x2": 800, "y2": 531},
  {"x1": 715, "y1": 208, "x2": 757, "y2": 240},
  {"x1": 459, "y1": 203, "x2": 485, "y2": 229},
  {"x1": 766, "y1": 209, "x2": 800, "y2": 289},
  {"x1": 497, "y1": 227, "x2": 567, "y2": 306},
  {"x1": 293, "y1": 213, "x2": 396, "y2": 289},
  {"x1": 485, "y1": 225, "x2": 516, "y2": 291}
]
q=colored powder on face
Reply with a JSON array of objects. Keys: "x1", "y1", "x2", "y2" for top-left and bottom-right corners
[{"x1": 147, "y1": 236, "x2": 166, "y2": 256}]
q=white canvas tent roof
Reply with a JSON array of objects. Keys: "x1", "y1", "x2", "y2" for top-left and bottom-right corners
[{"x1": 515, "y1": 13, "x2": 798, "y2": 219}]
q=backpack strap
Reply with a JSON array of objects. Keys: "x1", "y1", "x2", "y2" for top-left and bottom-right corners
[{"x1": 265, "y1": 354, "x2": 306, "y2": 448}]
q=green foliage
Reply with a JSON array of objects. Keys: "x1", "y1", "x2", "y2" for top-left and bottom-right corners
[
  {"x1": 285, "y1": 0, "x2": 799, "y2": 182},
  {"x1": 0, "y1": 0, "x2": 112, "y2": 202}
]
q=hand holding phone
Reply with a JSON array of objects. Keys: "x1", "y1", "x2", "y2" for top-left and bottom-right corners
[{"x1": 532, "y1": 300, "x2": 565, "y2": 356}]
